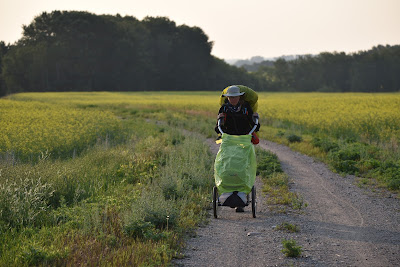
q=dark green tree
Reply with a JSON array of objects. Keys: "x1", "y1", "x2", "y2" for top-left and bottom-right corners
[
  {"x1": 1, "y1": 11, "x2": 270, "y2": 93},
  {"x1": 0, "y1": 41, "x2": 10, "y2": 96},
  {"x1": 290, "y1": 55, "x2": 322, "y2": 91},
  {"x1": 273, "y1": 58, "x2": 293, "y2": 90}
]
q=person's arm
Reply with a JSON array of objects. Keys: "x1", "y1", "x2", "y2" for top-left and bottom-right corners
[
  {"x1": 246, "y1": 104, "x2": 260, "y2": 132},
  {"x1": 215, "y1": 107, "x2": 225, "y2": 134},
  {"x1": 253, "y1": 112, "x2": 260, "y2": 132}
]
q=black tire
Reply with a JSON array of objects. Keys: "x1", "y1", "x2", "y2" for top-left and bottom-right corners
[
  {"x1": 251, "y1": 186, "x2": 256, "y2": 218},
  {"x1": 213, "y1": 186, "x2": 218, "y2": 219}
]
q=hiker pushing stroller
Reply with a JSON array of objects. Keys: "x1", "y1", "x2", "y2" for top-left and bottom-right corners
[{"x1": 213, "y1": 85, "x2": 260, "y2": 218}]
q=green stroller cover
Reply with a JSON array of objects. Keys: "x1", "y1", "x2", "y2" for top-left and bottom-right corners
[{"x1": 214, "y1": 134, "x2": 257, "y2": 194}]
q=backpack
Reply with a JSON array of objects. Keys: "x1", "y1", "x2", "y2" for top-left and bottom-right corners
[{"x1": 219, "y1": 85, "x2": 258, "y2": 112}]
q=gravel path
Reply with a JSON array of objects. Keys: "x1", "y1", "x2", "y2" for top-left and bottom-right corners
[{"x1": 174, "y1": 138, "x2": 400, "y2": 267}]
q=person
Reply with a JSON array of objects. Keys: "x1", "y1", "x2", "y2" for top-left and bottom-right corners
[
  {"x1": 215, "y1": 85, "x2": 260, "y2": 212},
  {"x1": 215, "y1": 85, "x2": 260, "y2": 137}
]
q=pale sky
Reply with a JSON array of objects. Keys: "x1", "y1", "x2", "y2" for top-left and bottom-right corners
[{"x1": 1, "y1": 0, "x2": 399, "y2": 60}]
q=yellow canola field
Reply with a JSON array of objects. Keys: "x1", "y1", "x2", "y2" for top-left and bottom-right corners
[
  {"x1": 74, "y1": 91, "x2": 398, "y2": 144},
  {"x1": 10, "y1": 91, "x2": 219, "y2": 111},
  {"x1": 257, "y1": 93, "x2": 400, "y2": 142},
  {"x1": 0, "y1": 97, "x2": 120, "y2": 159},
  {"x1": 4, "y1": 91, "x2": 400, "y2": 159}
]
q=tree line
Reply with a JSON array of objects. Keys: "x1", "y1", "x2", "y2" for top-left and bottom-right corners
[
  {"x1": 0, "y1": 11, "x2": 399, "y2": 96},
  {"x1": 249, "y1": 45, "x2": 400, "y2": 92},
  {"x1": 0, "y1": 11, "x2": 265, "y2": 96}
]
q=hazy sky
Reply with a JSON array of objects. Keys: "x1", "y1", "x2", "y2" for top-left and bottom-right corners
[{"x1": 1, "y1": 0, "x2": 399, "y2": 60}]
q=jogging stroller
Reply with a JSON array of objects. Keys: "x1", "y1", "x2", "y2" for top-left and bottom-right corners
[{"x1": 212, "y1": 116, "x2": 258, "y2": 218}]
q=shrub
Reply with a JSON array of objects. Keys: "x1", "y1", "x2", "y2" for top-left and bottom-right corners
[
  {"x1": 327, "y1": 142, "x2": 381, "y2": 175},
  {"x1": 375, "y1": 160, "x2": 400, "y2": 190},
  {"x1": 311, "y1": 137, "x2": 339, "y2": 152},
  {"x1": 357, "y1": 158, "x2": 381, "y2": 173},
  {"x1": 330, "y1": 159, "x2": 359, "y2": 174},
  {"x1": 329, "y1": 143, "x2": 362, "y2": 161},
  {"x1": 388, "y1": 178, "x2": 400, "y2": 190},
  {"x1": 287, "y1": 134, "x2": 302, "y2": 143},
  {"x1": 124, "y1": 220, "x2": 158, "y2": 240},
  {"x1": 129, "y1": 187, "x2": 179, "y2": 230}
]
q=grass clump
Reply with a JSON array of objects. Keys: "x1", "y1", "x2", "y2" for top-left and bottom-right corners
[
  {"x1": 287, "y1": 134, "x2": 303, "y2": 143},
  {"x1": 256, "y1": 149, "x2": 282, "y2": 176},
  {"x1": 275, "y1": 222, "x2": 300, "y2": 233},
  {"x1": 281, "y1": 239, "x2": 302, "y2": 257},
  {"x1": 0, "y1": 177, "x2": 54, "y2": 230}
]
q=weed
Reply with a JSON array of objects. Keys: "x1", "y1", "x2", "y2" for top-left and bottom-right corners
[
  {"x1": 277, "y1": 130, "x2": 285, "y2": 137},
  {"x1": 287, "y1": 134, "x2": 303, "y2": 143},
  {"x1": 275, "y1": 222, "x2": 300, "y2": 233},
  {"x1": 291, "y1": 194, "x2": 307, "y2": 210},
  {"x1": 281, "y1": 239, "x2": 302, "y2": 257}
]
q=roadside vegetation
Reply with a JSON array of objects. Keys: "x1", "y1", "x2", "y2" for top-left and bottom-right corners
[
  {"x1": 256, "y1": 148, "x2": 307, "y2": 212},
  {"x1": 0, "y1": 94, "x2": 215, "y2": 266}
]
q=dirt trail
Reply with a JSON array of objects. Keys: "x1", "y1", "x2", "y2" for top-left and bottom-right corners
[{"x1": 174, "y1": 138, "x2": 400, "y2": 267}]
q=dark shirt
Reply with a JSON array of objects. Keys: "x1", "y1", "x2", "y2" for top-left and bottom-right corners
[{"x1": 215, "y1": 101, "x2": 260, "y2": 135}]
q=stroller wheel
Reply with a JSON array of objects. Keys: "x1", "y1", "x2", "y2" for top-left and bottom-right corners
[
  {"x1": 251, "y1": 186, "x2": 256, "y2": 218},
  {"x1": 213, "y1": 186, "x2": 218, "y2": 219}
]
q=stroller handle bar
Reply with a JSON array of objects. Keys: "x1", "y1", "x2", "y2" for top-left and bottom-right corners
[{"x1": 218, "y1": 117, "x2": 259, "y2": 135}]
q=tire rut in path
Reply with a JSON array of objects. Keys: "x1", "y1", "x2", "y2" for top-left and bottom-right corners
[{"x1": 174, "y1": 138, "x2": 400, "y2": 267}]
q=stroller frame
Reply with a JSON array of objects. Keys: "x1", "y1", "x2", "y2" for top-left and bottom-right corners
[
  {"x1": 213, "y1": 117, "x2": 258, "y2": 218},
  {"x1": 213, "y1": 185, "x2": 256, "y2": 218}
]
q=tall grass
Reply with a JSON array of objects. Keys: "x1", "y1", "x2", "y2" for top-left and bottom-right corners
[
  {"x1": 0, "y1": 95, "x2": 215, "y2": 266},
  {"x1": 1, "y1": 128, "x2": 214, "y2": 265}
]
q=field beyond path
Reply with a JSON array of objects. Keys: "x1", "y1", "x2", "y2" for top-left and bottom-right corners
[{"x1": 174, "y1": 138, "x2": 400, "y2": 267}]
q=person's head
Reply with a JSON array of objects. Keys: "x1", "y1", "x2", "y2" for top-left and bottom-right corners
[{"x1": 223, "y1": 86, "x2": 244, "y2": 106}]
